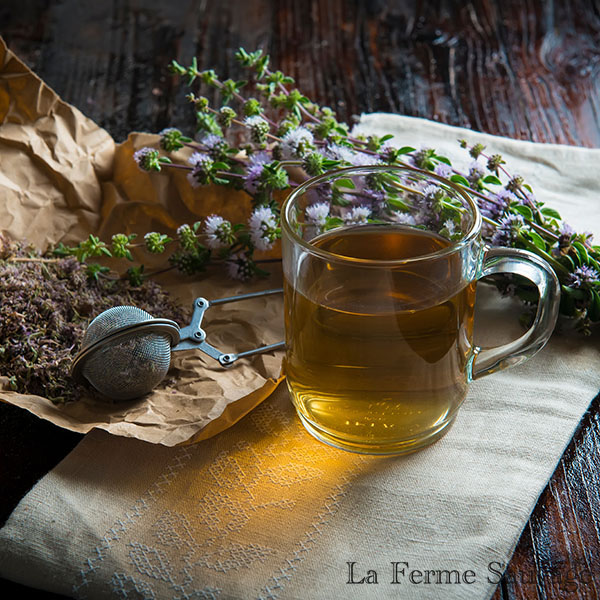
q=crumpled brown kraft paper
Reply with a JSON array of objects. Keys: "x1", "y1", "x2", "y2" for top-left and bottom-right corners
[{"x1": 0, "y1": 36, "x2": 284, "y2": 446}]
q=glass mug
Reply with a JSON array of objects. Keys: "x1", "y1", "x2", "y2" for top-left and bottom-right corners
[{"x1": 280, "y1": 165, "x2": 560, "y2": 455}]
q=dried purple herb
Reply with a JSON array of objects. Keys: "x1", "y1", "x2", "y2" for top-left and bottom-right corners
[{"x1": 0, "y1": 234, "x2": 188, "y2": 403}]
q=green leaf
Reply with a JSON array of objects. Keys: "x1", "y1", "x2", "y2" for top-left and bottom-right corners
[
  {"x1": 380, "y1": 134, "x2": 394, "y2": 143},
  {"x1": 450, "y1": 174, "x2": 470, "y2": 187},
  {"x1": 588, "y1": 290, "x2": 600, "y2": 322},
  {"x1": 483, "y1": 175, "x2": 502, "y2": 185},
  {"x1": 323, "y1": 216, "x2": 344, "y2": 231},
  {"x1": 435, "y1": 155, "x2": 451, "y2": 166},
  {"x1": 540, "y1": 207, "x2": 561, "y2": 220},
  {"x1": 526, "y1": 230, "x2": 547, "y2": 250},
  {"x1": 322, "y1": 158, "x2": 342, "y2": 169},
  {"x1": 560, "y1": 254, "x2": 576, "y2": 271},
  {"x1": 573, "y1": 241, "x2": 590, "y2": 265},
  {"x1": 561, "y1": 285, "x2": 586, "y2": 300},
  {"x1": 512, "y1": 204, "x2": 534, "y2": 221},
  {"x1": 397, "y1": 146, "x2": 416, "y2": 155},
  {"x1": 387, "y1": 198, "x2": 411, "y2": 211},
  {"x1": 333, "y1": 178, "x2": 356, "y2": 190}
]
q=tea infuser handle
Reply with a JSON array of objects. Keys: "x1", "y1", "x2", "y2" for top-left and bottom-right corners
[
  {"x1": 172, "y1": 289, "x2": 285, "y2": 365},
  {"x1": 470, "y1": 247, "x2": 560, "y2": 380},
  {"x1": 219, "y1": 341, "x2": 286, "y2": 367},
  {"x1": 209, "y1": 287, "x2": 283, "y2": 305}
]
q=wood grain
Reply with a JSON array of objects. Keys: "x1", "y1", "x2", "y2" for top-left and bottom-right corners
[{"x1": 1, "y1": 1, "x2": 600, "y2": 598}]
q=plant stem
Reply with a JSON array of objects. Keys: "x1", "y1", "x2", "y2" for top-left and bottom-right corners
[{"x1": 7, "y1": 257, "x2": 61, "y2": 263}]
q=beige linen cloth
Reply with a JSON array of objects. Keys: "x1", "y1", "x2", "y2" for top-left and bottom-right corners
[{"x1": 1, "y1": 115, "x2": 600, "y2": 600}]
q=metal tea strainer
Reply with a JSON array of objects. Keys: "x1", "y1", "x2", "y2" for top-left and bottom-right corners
[{"x1": 71, "y1": 288, "x2": 284, "y2": 400}]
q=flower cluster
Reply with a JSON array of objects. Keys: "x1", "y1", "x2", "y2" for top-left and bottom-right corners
[{"x1": 53, "y1": 48, "x2": 600, "y2": 334}]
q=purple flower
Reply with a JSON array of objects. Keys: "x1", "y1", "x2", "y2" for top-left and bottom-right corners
[
  {"x1": 227, "y1": 252, "x2": 253, "y2": 281},
  {"x1": 560, "y1": 222, "x2": 575, "y2": 237},
  {"x1": 243, "y1": 152, "x2": 270, "y2": 194},
  {"x1": 568, "y1": 265, "x2": 599, "y2": 288},
  {"x1": 133, "y1": 147, "x2": 160, "y2": 172},
  {"x1": 491, "y1": 214, "x2": 524, "y2": 246},
  {"x1": 379, "y1": 143, "x2": 398, "y2": 163},
  {"x1": 187, "y1": 153, "x2": 214, "y2": 187},
  {"x1": 434, "y1": 163, "x2": 452, "y2": 178},
  {"x1": 159, "y1": 128, "x2": 184, "y2": 152},
  {"x1": 200, "y1": 134, "x2": 228, "y2": 160},
  {"x1": 362, "y1": 188, "x2": 387, "y2": 214},
  {"x1": 414, "y1": 184, "x2": 445, "y2": 226},
  {"x1": 480, "y1": 189, "x2": 516, "y2": 221},
  {"x1": 467, "y1": 160, "x2": 485, "y2": 186}
]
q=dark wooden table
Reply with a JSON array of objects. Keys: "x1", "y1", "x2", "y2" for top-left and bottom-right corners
[{"x1": 2, "y1": 1, "x2": 600, "y2": 598}]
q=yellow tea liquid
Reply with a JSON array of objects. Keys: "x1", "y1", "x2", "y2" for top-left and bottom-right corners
[{"x1": 284, "y1": 225, "x2": 476, "y2": 454}]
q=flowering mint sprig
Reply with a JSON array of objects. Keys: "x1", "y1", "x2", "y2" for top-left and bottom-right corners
[{"x1": 52, "y1": 47, "x2": 600, "y2": 335}]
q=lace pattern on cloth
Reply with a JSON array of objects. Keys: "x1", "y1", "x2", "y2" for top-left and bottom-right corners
[{"x1": 71, "y1": 391, "x2": 366, "y2": 599}]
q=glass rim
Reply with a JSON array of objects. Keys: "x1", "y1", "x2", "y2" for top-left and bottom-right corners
[{"x1": 281, "y1": 164, "x2": 482, "y2": 267}]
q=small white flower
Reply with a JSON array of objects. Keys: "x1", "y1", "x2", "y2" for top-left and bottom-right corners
[
  {"x1": 280, "y1": 127, "x2": 314, "y2": 159},
  {"x1": 349, "y1": 152, "x2": 381, "y2": 167},
  {"x1": 245, "y1": 116, "x2": 270, "y2": 144},
  {"x1": 442, "y1": 219, "x2": 456, "y2": 237},
  {"x1": 249, "y1": 206, "x2": 277, "y2": 230},
  {"x1": 390, "y1": 211, "x2": 417, "y2": 226},
  {"x1": 344, "y1": 206, "x2": 371, "y2": 225},
  {"x1": 187, "y1": 153, "x2": 214, "y2": 188},
  {"x1": 133, "y1": 147, "x2": 159, "y2": 172},
  {"x1": 203, "y1": 215, "x2": 231, "y2": 249},
  {"x1": 186, "y1": 172, "x2": 200, "y2": 188},
  {"x1": 326, "y1": 143, "x2": 357, "y2": 164},
  {"x1": 249, "y1": 206, "x2": 278, "y2": 251},
  {"x1": 422, "y1": 184, "x2": 441, "y2": 198},
  {"x1": 245, "y1": 115, "x2": 268, "y2": 128},
  {"x1": 159, "y1": 127, "x2": 179, "y2": 136},
  {"x1": 188, "y1": 151, "x2": 211, "y2": 166},
  {"x1": 305, "y1": 202, "x2": 330, "y2": 226}
]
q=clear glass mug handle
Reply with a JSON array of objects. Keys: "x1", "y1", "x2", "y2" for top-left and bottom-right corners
[{"x1": 471, "y1": 246, "x2": 561, "y2": 380}]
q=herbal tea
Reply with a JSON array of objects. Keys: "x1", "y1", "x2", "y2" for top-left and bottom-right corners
[{"x1": 284, "y1": 225, "x2": 476, "y2": 454}]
